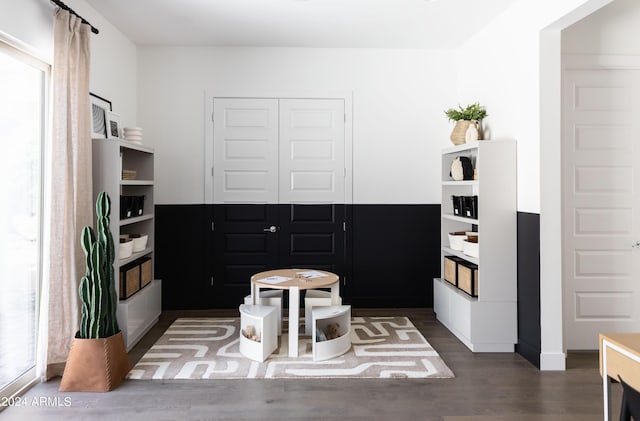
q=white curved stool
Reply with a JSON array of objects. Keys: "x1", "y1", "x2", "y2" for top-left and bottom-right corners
[
  {"x1": 305, "y1": 289, "x2": 342, "y2": 335},
  {"x1": 312, "y1": 305, "x2": 351, "y2": 361},
  {"x1": 244, "y1": 290, "x2": 283, "y2": 335},
  {"x1": 238, "y1": 304, "x2": 277, "y2": 362}
]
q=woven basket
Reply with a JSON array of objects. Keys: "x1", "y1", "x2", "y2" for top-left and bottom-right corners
[
  {"x1": 122, "y1": 169, "x2": 137, "y2": 180},
  {"x1": 450, "y1": 120, "x2": 475, "y2": 145}
]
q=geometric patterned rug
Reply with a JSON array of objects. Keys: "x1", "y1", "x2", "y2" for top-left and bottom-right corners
[{"x1": 127, "y1": 316, "x2": 454, "y2": 380}]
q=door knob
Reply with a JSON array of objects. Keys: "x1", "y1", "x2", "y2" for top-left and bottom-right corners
[
  {"x1": 633, "y1": 241, "x2": 640, "y2": 249},
  {"x1": 263, "y1": 225, "x2": 278, "y2": 233}
]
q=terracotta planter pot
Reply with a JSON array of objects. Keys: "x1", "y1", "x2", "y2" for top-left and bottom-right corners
[{"x1": 59, "y1": 331, "x2": 131, "y2": 392}]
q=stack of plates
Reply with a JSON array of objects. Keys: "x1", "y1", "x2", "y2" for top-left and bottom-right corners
[{"x1": 123, "y1": 127, "x2": 143, "y2": 144}]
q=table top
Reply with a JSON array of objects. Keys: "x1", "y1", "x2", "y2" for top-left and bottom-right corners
[
  {"x1": 599, "y1": 333, "x2": 640, "y2": 383},
  {"x1": 251, "y1": 269, "x2": 339, "y2": 290},
  {"x1": 600, "y1": 333, "x2": 640, "y2": 355}
]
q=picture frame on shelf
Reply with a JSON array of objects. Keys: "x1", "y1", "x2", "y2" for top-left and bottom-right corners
[
  {"x1": 90, "y1": 92, "x2": 112, "y2": 139},
  {"x1": 106, "y1": 111, "x2": 122, "y2": 139}
]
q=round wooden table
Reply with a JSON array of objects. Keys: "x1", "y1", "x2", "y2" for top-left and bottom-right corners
[{"x1": 251, "y1": 269, "x2": 340, "y2": 357}]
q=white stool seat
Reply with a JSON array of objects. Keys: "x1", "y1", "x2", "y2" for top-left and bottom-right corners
[
  {"x1": 239, "y1": 304, "x2": 278, "y2": 362},
  {"x1": 245, "y1": 290, "x2": 283, "y2": 335},
  {"x1": 305, "y1": 289, "x2": 342, "y2": 335}
]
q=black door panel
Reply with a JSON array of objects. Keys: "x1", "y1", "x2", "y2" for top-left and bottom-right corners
[
  {"x1": 212, "y1": 204, "x2": 279, "y2": 307},
  {"x1": 211, "y1": 204, "x2": 346, "y2": 308},
  {"x1": 279, "y1": 204, "x2": 345, "y2": 276}
]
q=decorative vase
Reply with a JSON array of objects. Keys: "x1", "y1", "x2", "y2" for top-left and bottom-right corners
[
  {"x1": 59, "y1": 331, "x2": 131, "y2": 392},
  {"x1": 465, "y1": 121, "x2": 479, "y2": 143},
  {"x1": 450, "y1": 120, "x2": 475, "y2": 145}
]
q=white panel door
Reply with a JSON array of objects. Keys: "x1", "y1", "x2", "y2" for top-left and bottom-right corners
[
  {"x1": 563, "y1": 69, "x2": 640, "y2": 349},
  {"x1": 213, "y1": 98, "x2": 278, "y2": 203},
  {"x1": 279, "y1": 99, "x2": 345, "y2": 204}
]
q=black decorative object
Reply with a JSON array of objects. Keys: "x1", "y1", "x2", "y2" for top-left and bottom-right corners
[
  {"x1": 451, "y1": 195, "x2": 464, "y2": 216},
  {"x1": 463, "y1": 196, "x2": 478, "y2": 219}
]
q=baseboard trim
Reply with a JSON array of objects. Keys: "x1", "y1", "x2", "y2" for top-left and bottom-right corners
[
  {"x1": 515, "y1": 340, "x2": 541, "y2": 368},
  {"x1": 540, "y1": 351, "x2": 566, "y2": 371}
]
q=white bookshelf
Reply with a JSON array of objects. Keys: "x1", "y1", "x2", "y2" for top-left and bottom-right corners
[
  {"x1": 433, "y1": 140, "x2": 517, "y2": 352},
  {"x1": 92, "y1": 138, "x2": 161, "y2": 351}
]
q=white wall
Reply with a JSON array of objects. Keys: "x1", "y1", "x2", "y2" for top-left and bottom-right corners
[
  {"x1": 563, "y1": 0, "x2": 640, "y2": 55},
  {"x1": 0, "y1": 0, "x2": 137, "y2": 128},
  {"x1": 456, "y1": 0, "x2": 610, "y2": 214},
  {"x1": 0, "y1": 0, "x2": 53, "y2": 61},
  {"x1": 137, "y1": 47, "x2": 456, "y2": 205},
  {"x1": 456, "y1": 0, "x2": 614, "y2": 370},
  {"x1": 64, "y1": 0, "x2": 137, "y2": 128}
]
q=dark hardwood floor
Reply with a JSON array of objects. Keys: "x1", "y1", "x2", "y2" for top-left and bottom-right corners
[{"x1": 1, "y1": 308, "x2": 616, "y2": 420}]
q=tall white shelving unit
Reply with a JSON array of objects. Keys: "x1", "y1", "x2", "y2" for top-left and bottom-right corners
[
  {"x1": 92, "y1": 138, "x2": 161, "y2": 351},
  {"x1": 433, "y1": 140, "x2": 517, "y2": 352}
]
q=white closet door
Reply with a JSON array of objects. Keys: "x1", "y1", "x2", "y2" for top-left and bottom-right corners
[
  {"x1": 562, "y1": 68, "x2": 640, "y2": 349},
  {"x1": 279, "y1": 99, "x2": 345, "y2": 204},
  {"x1": 213, "y1": 98, "x2": 279, "y2": 204}
]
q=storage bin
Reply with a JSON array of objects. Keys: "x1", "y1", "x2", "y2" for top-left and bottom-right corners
[
  {"x1": 121, "y1": 169, "x2": 136, "y2": 180},
  {"x1": 448, "y1": 231, "x2": 467, "y2": 251},
  {"x1": 140, "y1": 257, "x2": 152, "y2": 288},
  {"x1": 462, "y1": 239, "x2": 479, "y2": 258},
  {"x1": 451, "y1": 195, "x2": 464, "y2": 216},
  {"x1": 129, "y1": 233, "x2": 148, "y2": 252},
  {"x1": 119, "y1": 262, "x2": 140, "y2": 299},
  {"x1": 120, "y1": 195, "x2": 145, "y2": 219},
  {"x1": 457, "y1": 261, "x2": 479, "y2": 297},
  {"x1": 119, "y1": 238, "x2": 133, "y2": 259},
  {"x1": 444, "y1": 255, "x2": 463, "y2": 286},
  {"x1": 463, "y1": 195, "x2": 478, "y2": 219}
]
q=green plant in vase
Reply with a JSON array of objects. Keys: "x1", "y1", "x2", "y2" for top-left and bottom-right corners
[{"x1": 444, "y1": 102, "x2": 488, "y2": 145}]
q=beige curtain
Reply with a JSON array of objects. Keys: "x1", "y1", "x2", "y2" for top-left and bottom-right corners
[{"x1": 40, "y1": 8, "x2": 93, "y2": 380}]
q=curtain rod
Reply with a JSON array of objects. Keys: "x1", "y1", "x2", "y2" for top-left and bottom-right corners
[{"x1": 50, "y1": 0, "x2": 99, "y2": 34}]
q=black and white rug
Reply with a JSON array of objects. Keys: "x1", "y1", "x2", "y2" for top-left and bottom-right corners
[{"x1": 127, "y1": 316, "x2": 454, "y2": 380}]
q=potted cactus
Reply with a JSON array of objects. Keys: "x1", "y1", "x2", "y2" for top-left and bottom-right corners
[{"x1": 59, "y1": 192, "x2": 131, "y2": 392}]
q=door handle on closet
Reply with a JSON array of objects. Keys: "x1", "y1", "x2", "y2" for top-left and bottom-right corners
[{"x1": 263, "y1": 225, "x2": 278, "y2": 233}]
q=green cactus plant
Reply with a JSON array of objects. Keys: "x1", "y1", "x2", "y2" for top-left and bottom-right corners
[{"x1": 78, "y1": 191, "x2": 120, "y2": 339}]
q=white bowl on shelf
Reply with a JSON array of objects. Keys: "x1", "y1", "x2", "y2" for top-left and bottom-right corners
[
  {"x1": 462, "y1": 240, "x2": 479, "y2": 258},
  {"x1": 448, "y1": 232, "x2": 467, "y2": 251},
  {"x1": 129, "y1": 234, "x2": 148, "y2": 252},
  {"x1": 119, "y1": 238, "x2": 133, "y2": 259}
]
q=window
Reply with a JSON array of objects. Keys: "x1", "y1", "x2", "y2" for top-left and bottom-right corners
[{"x1": 0, "y1": 40, "x2": 48, "y2": 401}]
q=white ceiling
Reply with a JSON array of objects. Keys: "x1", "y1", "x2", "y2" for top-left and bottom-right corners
[{"x1": 85, "y1": 0, "x2": 518, "y2": 49}]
